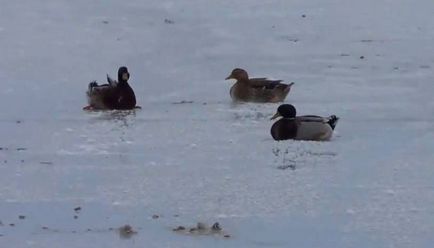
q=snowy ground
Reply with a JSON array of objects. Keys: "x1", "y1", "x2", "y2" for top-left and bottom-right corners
[{"x1": 1, "y1": 0, "x2": 434, "y2": 247}]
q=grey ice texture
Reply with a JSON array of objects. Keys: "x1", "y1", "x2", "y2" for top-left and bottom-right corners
[{"x1": 0, "y1": 0, "x2": 434, "y2": 247}]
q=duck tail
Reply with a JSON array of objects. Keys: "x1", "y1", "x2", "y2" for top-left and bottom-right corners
[
  {"x1": 327, "y1": 115, "x2": 339, "y2": 130},
  {"x1": 107, "y1": 74, "x2": 116, "y2": 86},
  {"x1": 88, "y1": 81, "x2": 98, "y2": 91},
  {"x1": 284, "y1": 82, "x2": 295, "y2": 92}
]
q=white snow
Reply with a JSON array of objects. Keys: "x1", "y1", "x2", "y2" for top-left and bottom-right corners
[{"x1": 0, "y1": 0, "x2": 434, "y2": 247}]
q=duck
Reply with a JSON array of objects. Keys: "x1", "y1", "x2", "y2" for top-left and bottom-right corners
[
  {"x1": 270, "y1": 104, "x2": 339, "y2": 141},
  {"x1": 225, "y1": 68, "x2": 294, "y2": 103},
  {"x1": 83, "y1": 66, "x2": 138, "y2": 110}
]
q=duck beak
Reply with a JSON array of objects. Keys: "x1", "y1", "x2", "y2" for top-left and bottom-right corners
[
  {"x1": 225, "y1": 75, "x2": 232, "y2": 80},
  {"x1": 122, "y1": 73, "x2": 130, "y2": 81},
  {"x1": 270, "y1": 112, "x2": 281, "y2": 120}
]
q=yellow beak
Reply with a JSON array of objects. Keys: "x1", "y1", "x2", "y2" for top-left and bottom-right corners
[
  {"x1": 122, "y1": 73, "x2": 129, "y2": 81},
  {"x1": 270, "y1": 112, "x2": 281, "y2": 120}
]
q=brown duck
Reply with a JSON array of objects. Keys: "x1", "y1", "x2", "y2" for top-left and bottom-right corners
[
  {"x1": 225, "y1": 68, "x2": 294, "y2": 103},
  {"x1": 83, "y1": 66, "x2": 139, "y2": 110}
]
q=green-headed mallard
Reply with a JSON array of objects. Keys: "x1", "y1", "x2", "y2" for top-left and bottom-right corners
[
  {"x1": 225, "y1": 68, "x2": 294, "y2": 103},
  {"x1": 84, "y1": 66, "x2": 138, "y2": 110},
  {"x1": 270, "y1": 104, "x2": 339, "y2": 141}
]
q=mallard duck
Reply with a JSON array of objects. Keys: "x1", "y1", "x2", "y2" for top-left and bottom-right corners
[
  {"x1": 270, "y1": 104, "x2": 339, "y2": 141},
  {"x1": 225, "y1": 68, "x2": 294, "y2": 103},
  {"x1": 83, "y1": 66, "x2": 138, "y2": 110}
]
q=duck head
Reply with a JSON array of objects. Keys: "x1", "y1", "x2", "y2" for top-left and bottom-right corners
[
  {"x1": 270, "y1": 104, "x2": 296, "y2": 120},
  {"x1": 225, "y1": 68, "x2": 249, "y2": 81},
  {"x1": 118, "y1": 66, "x2": 130, "y2": 83}
]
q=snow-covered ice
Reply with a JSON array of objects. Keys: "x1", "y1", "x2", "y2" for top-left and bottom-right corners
[{"x1": 0, "y1": 0, "x2": 434, "y2": 247}]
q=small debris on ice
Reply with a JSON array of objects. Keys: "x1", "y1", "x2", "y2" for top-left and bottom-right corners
[{"x1": 118, "y1": 225, "x2": 137, "y2": 238}]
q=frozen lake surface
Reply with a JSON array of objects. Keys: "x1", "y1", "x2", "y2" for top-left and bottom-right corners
[{"x1": 0, "y1": 0, "x2": 434, "y2": 247}]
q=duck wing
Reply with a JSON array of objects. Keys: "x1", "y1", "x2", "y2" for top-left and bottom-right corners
[
  {"x1": 86, "y1": 81, "x2": 119, "y2": 109},
  {"x1": 297, "y1": 115, "x2": 327, "y2": 123},
  {"x1": 249, "y1": 78, "x2": 284, "y2": 89},
  {"x1": 294, "y1": 120, "x2": 333, "y2": 141},
  {"x1": 239, "y1": 79, "x2": 293, "y2": 102},
  {"x1": 88, "y1": 82, "x2": 111, "y2": 94},
  {"x1": 297, "y1": 115, "x2": 339, "y2": 130}
]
